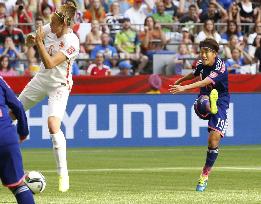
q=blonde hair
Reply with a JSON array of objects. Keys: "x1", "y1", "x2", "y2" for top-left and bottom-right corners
[{"x1": 55, "y1": 4, "x2": 77, "y2": 25}]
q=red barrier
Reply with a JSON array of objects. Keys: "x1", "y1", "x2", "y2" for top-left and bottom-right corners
[{"x1": 3, "y1": 74, "x2": 261, "y2": 94}]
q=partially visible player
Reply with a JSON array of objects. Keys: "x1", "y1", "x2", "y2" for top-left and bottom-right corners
[
  {"x1": 0, "y1": 77, "x2": 35, "y2": 204},
  {"x1": 17, "y1": 4, "x2": 79, "y2": 192},
  {"x1": 169, "y1": 38, "x2": 230, "y2": 192}
]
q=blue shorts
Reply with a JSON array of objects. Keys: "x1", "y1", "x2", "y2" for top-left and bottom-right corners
[
  {"x1": 194, "y1": 96, "x2": 229, "y2": 137},
  {"x1": 0, "y1": 143, "x2": 25, "y2": 187}
]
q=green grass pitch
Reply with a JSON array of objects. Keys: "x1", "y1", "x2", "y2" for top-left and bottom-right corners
[{"x1": 0, "y1": 146, "x2": 261, "y2": 204}]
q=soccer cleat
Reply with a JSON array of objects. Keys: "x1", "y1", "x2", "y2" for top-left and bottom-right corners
[
  {"x1": 210, "y1": 89, "x2": 218, "y2": 114},
  {"x1": 59, "y1": 175, "x2": 69, "y2": 192},
  {"x1": 196, "y1": 175, "x2": 208, "y2": 192}
]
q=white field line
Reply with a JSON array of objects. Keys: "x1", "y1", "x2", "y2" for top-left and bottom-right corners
[
  {"x1": 38, "y1": 166, "x2": 261, "y2": 173},
  {"x1": 22, "y1": 147, "x2": 261, "y2": 154}
]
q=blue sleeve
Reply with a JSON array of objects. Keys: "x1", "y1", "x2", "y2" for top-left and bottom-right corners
[
  {"x1": 90, "y1": 47, "x2": 98, "y2": 59},
  {"x1": 112, "y1": 47, "x2": 117, "y2": 55},
  {"x1": 208, "y1": 58, "x2": 227, "y2": 85},
  {"x1": 193, "y1": 60, "x2": 202, "y2": 77},
  {"x1": 0, "y1": 78, "x2": 29, "y2": 137}
]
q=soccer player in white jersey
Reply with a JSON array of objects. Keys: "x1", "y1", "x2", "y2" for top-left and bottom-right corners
[{"x1": 18, "y1": 4, "x2": 79, "y2": 192}]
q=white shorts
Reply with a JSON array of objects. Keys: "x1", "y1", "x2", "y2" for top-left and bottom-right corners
[{"x1": 18, "y1": 78, "x2": 70, "y2": 120}]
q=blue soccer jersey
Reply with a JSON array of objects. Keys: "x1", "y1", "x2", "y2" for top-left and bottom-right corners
[
  {"x1": 193, "y1": 57, "x2": 229, "y2": 98},
  {"x1": 0, "y1": 77, "x2": 29, "y2": 146},
  {"x1": 193, "y1": 57, "x2": 230, "y2": 136}
]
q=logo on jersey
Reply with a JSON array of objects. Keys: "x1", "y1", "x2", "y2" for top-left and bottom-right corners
[{"x1": 209, "y1": 71, "x2": 218, "y2": 78}]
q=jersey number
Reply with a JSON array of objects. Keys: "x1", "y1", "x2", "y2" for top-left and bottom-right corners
[
  {"x1": 66, "y1": 46, "x2": 75, "y2": 55},
  {"x1": 216, "y1": 118, "x2": 225, "y2": 130}
]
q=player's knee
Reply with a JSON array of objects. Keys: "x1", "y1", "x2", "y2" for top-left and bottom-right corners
[{"x1": 48, "y1": 117, "x2": 61, "y2": 134}]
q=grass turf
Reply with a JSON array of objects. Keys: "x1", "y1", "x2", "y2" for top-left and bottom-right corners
[{"x1": 0, "y1": 146, "x2": 261, "y2": 204}]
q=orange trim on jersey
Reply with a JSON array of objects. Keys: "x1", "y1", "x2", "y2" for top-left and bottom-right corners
[
  {"x1": 208, "y1": 126, "x2": 224, "y2": 137},
  {"x1": 4, "y1": 175, "x2": 26, "y2": 187},
  {"x1": 66, "y1": 60, "x2": 71, "y2": 90}
]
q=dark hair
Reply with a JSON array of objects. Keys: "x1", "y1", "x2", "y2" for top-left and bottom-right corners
[
  {"x1": 0, "y1": 55, "x2": 11, "y2": 71},
  {"x1": 226, "y1": 20, "x2": 238, "y2": 37},
  {"x1": 189, "y1": 4, "x2": 196, "y2": 9},
  {"x1": 199, "y1": 38, "x2": 219, "y2": 53},
  {"x1": 144, "y1": 16, "x2": 155, "y2": 26}
]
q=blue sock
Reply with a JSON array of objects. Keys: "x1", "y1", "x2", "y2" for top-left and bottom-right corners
[
  {"x1": 202, "y1": 147, "x2": 219, "y2": 176},
  {"x1": 11, "y1": 184, "x2": 35, "y2": 204}
]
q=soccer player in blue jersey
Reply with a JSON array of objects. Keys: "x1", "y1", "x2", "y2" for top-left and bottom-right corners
[
  {"x1": 169, "y1": 38, "x2": 230, "y2": 192},
  {"x1": 0, "y1": 77, "x2": 35, "y2": 203}
]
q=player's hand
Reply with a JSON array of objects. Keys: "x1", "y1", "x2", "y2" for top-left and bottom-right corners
[
  {"x1": 35, "y1": 26, "x2": 44, "y2": 43},
  {"x1": 19, "y1": 135, "x2": 27, "y2": 143},
  {"x1": 26, "y1": 34, "x2": 36, "y2": 47},
  {"x1": 168, "y1": 84, "x2": 185, "y2": 94}
]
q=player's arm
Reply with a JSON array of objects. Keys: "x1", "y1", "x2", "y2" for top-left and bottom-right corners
[
  {"x1": 0, "y1": 79, "x2": 29, "y2": 141},
  {"x1": 173, "y1": 72, "x2": 195, "y2": 85},
  {"x1": 35, "y1": 26, "x2": 67, "y2": 69},
  {"x1": 169, "y1": 76, "x2": 212, "y2": 94}
]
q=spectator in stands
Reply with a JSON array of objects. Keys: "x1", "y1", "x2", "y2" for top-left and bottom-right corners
[
  {"x1": 0, "y1": 37, "x2": 23, "y2": 69},
  {"x1": 221, "y1": 20, "x2": 243, "y2": 43},
  {"x1": 115, "y1": 17, "x2": 148, "y2": 74},
  {"x1": 105, "y1": 2, "x2": 124, "y2": 41},
  {"x1": 139, "y1": 16, "x2": 167, "y2": 60},
  {"x1": 164, "y1": 43, "x2": 192, "y2": 75},
  {"x1": 254, "y1": 37, "x2": 261, "y2": 72},
  {"x1": 0, "y1": 2, "x2": 6, "y2": 30},
  {"x1": 85, "y1": 20, "x2": 102, "y2": 53},
  {"x1": 90, "y1": 32, "x2": 118, "y2": 68},
  {"x1": 180, "y1": 27, "x2": 196, "y2": 54},
  {"x1": 38, "y1": 0, "x2": 54, "y2": 15},
  {"x1": 86, "y1": 52, "x2": 111, "y2": 76},
  {"x1": 163, "y1": 0, "x2": 178, "y2": 20},
  {"x1": 83, "y1": 0, "x2": 106, "y2": 23},
  {"x1": 40, "y1": 3, "x2": 53, "y2": 24},
  {"x1": 196, "y1": 19, "x2": 221, "y2": 44},
  {"x1": 199, "y1": 1, "x2": 228, "y2": 23},
  {"x1": 225, "y1": 47, "x2": 252, "y2": 74},
  {"x1": 228, "y1": 2, "x2": 241, "y2": 25},
  {"x1": 248, "y1": 21, "x2": 261, "y2": 58},
  {"x1": 223, "y1": 34, "x2": 240, "y2": 59},
  {"x1": 152, "y1": 1, "x2": 173, "y2": 33},
  {"x1": 117, "y1": 60, "x2": 132, "y2": 76},
  {"x1": 179, "y1": 4, "x2": 200, "y2": 23},
  {"x1": 124, "y1": 0, "x2": 152, "y2": 30},
  {"x1": 0, "y1": 16, "x2": 25, "y2": 50},
  {"x1": 249, "y1": 34, "x2": 261, "y2": 59},
  {"x1": 238, "y1": 0, "x2": 259, "y2": 34},
  {"x1": 177, "y1": 0, "x2": 198, "y2": 17},
  {"x1": 12, "y1": 0, "x2": 33, "y2": 35},
  {"x1": 0, "y1": 55, "x2": 18, "y2": 76},
  {"x1": 146, "y1": 74, "x2": 162, "y2": 94}
]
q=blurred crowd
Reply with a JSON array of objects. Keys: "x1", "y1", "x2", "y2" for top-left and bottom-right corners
[{"x1": 0, "y1": 0, "x2": 260, "y2": 77}]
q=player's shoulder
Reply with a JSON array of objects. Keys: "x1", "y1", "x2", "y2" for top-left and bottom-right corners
[
  {"x1": 66, "y1": 30, "x2": 79, "y2": 42},
  {"x1": 194, "y1": 59, "x2": 203, "y2": 69},
  {"x1": 64, "y1": 31, "x2": 80, "y2": 46}
]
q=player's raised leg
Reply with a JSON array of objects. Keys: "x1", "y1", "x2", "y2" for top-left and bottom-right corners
[{"x1": 196, "y1": 130, "x2": 221, "y2": 192}]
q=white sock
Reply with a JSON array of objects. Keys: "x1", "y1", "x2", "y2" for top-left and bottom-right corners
[{"x1": 50, "y1": 130, "x2": 68, "y2": 177}]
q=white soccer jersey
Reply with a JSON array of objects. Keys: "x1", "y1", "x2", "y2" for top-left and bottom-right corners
[{"x1": 35, "y1": 24, "x2": 80, "y2": 88}]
